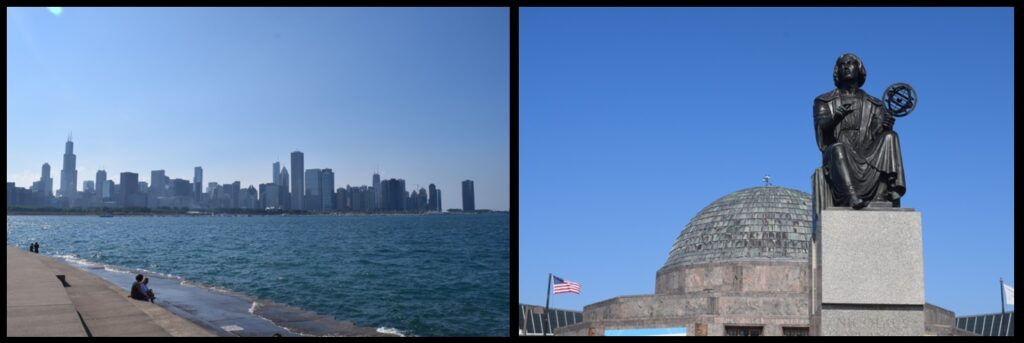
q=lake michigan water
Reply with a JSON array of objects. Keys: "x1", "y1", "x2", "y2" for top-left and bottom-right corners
[{"x1": 6, "y1": 214, "x2": 509, "y2": 337}]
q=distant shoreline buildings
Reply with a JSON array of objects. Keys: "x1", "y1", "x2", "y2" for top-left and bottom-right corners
[{"x1": 7, "y1": 138, "x2": 488, "y2": 213}]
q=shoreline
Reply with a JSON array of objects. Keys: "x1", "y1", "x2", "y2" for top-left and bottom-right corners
[
  {"x1": 7, "y1": 213, "x2": 510, "y2": 336},
  {"x1": 43, "y1": 250, "x2": 401, "y2": 337},
  {"x1": 7, "y1": 245, "x2": 216, "y2": 337}
]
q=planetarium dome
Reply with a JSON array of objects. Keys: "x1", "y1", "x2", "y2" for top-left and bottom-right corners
[
  {"x1": 655, "y1": 185, "x2": 813, "y2": 295},
  {"x1": 664, "y1": 185, "x2": 813, "y2": 268},
  {"x1": 556, "y1": 185, "x2": 820, "y2": 336}
]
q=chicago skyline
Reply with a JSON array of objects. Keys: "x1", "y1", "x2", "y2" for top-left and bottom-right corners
[
  {"x1": 8, "y1": 137, "x2": 488, "y2": 212},
  {"x1": 7, "y1": 7, "x2": 509, "y2": 211}
]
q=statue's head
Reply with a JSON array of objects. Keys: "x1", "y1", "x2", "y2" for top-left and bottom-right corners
[{"x1": 833, "y1": 53, "x2": 866, "y2": 89}]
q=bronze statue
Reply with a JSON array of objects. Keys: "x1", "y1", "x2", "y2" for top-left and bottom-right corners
[{"x1": 812, "y1": 53, "x2": 909, "y2": 209}]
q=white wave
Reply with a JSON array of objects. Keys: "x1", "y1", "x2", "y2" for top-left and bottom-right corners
[
  {"x1": 103, "y1": 266, "x2": 131, "y2": 274},
  {"x1": 249, "y1": 302, "x2": 260, "y2": 315},
  {"x1": 245, "y1": 304, "x2": 315, "y2": 337},
  {"x1": 134, "y1": 267, "x2": 182, "y2": 281},
  {"x1": 376, "y1": 327, "x2": 406, "y2": 337},
  {"x1": 56, "y1": 254, "x2": 104, "y2": 269},
  {"x1": 220, "y1": 324, "x2": 244, "y2": 332}
]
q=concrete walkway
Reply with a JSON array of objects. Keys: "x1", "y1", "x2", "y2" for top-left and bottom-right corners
[{"x1": 7, "y1": 246, "x2": 216, "y2": 337}]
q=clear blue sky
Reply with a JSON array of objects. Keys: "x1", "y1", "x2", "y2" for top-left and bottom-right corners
[
  {"x1": 7, "y1": 7, "x2": 509, "y2": 211},
  {"x1": 520, "y1": 8, "x2": 1013, "y2": 316}
]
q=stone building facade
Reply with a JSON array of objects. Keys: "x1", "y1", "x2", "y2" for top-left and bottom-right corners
[
  {"x1": 556, "y1": 186, "x2": 815, "y2": 336},
  {"x1": 550, "y1": 185, "x2": 970, "y2": 336}
]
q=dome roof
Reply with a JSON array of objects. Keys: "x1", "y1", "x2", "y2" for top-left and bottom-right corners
[{"x1": 663, "y1": 186, "x2": 813, "y2": 268}]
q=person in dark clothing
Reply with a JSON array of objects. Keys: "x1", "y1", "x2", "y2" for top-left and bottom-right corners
[{"x1": 130, "y1": 274, "x2": 150, "y2": 301}]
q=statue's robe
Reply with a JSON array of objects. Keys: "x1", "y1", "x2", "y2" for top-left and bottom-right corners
[{"x1": 814, "y1": 88, "x2": 906, "y2": 206}]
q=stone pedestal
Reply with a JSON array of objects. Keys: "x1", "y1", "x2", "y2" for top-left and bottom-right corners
[{"x1": 811, "y1": 209, "x2": 925, "y2": 336}]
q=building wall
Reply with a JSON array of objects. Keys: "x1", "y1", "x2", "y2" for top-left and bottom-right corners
[
  {"x1": 656, "y1": 260, "x2": 810, "y2": 296},
  {"x1": 555, "y1": 291, "x2": 811, "y2": 336},
  {"x1": 555, "y1": 260, "x2": 812, "y2": 336},
  {"x1": 924, "y1": 303, "x2": 977, "y2": 336}
]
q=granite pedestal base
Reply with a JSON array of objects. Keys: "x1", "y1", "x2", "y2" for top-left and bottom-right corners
[{"x1": 811, "y1": 209, "x2": 925, "y2": 336}]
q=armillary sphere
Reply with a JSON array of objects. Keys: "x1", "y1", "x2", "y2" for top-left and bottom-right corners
[{"x1": 883, "y1": 82, "x2": 917, "y2": 118}]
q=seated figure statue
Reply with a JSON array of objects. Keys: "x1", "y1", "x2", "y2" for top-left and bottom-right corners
[{"x1": 812, "y1": 53, "x2": 906, "y2": 210}]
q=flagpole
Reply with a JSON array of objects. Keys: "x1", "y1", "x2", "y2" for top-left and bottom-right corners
[
  {"x1": 545, "y1": 273, "x2": 552, "y2": 336},
  {"x1": 1000, "y1": 277, "x2": 1005, "y2": 315}
]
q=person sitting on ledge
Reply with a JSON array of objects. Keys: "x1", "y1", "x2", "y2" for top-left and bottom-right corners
[
  {"x1": 130, "y1": 274, "x2": 150, "y2": 301},
  {"x1": 141, "y1": 277, "x2": 156, "y2": 302}
]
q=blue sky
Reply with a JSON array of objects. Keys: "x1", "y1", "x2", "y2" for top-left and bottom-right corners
[
  {"x1": 520, "y1": 8, "x2": 1013, "y2": 316},
  {"x1": 7, "y1": 7, "x2": 509, "y2": 211}
]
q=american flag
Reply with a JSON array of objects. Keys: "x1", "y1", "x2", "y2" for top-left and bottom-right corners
[{"x1": 552, "y1": 275, "x2": 580, "y2": 294}]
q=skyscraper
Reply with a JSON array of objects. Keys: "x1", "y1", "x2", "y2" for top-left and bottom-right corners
[
  {"x1": 207, "y1": 182, "x2": 221, "y2": 208},
  {"x1": 229, "y1": 181, "x2": 241, "y2": 208},
  {"x1": 149, "y1": 170, "x2": 166, "y2": 208},
  {"x1": 273, "y1": 161, "x2": 281, "y2": 185},
  {"x1": 336, "y1": 187, "x2": 349, "y2": 212},
  {"x1": 59, "y1": 136, "x2": 78, "y2": 199},
  {"x1": 373, "y1": 172, "x2": 381, "y2": 211},
  {"x1": 280, "y1": 167, "x2": 290, "y2": 210},
  {"x1": 321, "y1": 169, "x2": 335, "y2": 211},
  {"x1": 437, "y1": 189, "x2": 442, "y2": 212},
  {"x1": 194, "y1": 167, "x2": 203, "y2": 206},
  {"x1": 84, "y1": 180, "x2": 95, "y2": 193},
  {"x1": 428, "y1": 184, "x2": 437, "y2": 212},
  {"x1": 462, "y1": 180, "x2": 475, "y2": 211},
  {"x1": 243, "y1": 185, "x2": 258, "y2": 209},
  {"x1": 291, "y1": 151, "x2": 304, "y2": 211},
  {"x1": 305, "y1": 168, "x2": 321, "y2": 211},
  {"x1": 96, "y1": 169, "x2": 107, "y2": 199},
  {"x1": 381, "y1": 178, "x2": 407, "y2": 212},
  {"x1": 347, "y1": 185, "x2": 373, "y2": 212},
  {"x1": 119, "y1": 172, "x2": 139, "y2": 207},
  {"x1": 260, "y1": 183, "x2": 280, "y2": 209},
  {"x1": 171, "y1": 179, "x2": 191, "y2": 196},
  {"x1": 41, "y1": 163, "x2": 53, "y2": 198},
  {"x1": 105, "y1": 180, "x2": 114, "y2": 200},
  {"x1": 417, "y1": 188, "x2": 427, "y2": 212}
]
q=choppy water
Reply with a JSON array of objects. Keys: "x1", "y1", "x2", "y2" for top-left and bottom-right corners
[{"x1": 7, "y1": 214, "x2": 510, "y2": 337}]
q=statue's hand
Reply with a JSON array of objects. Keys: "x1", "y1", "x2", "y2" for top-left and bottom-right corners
[
  {"x1": 882, "y1": 114, "x2": 895, "y2": 130},
  {"x1": 836, "y1": 103, "x2": 853, "y2": 118}
]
